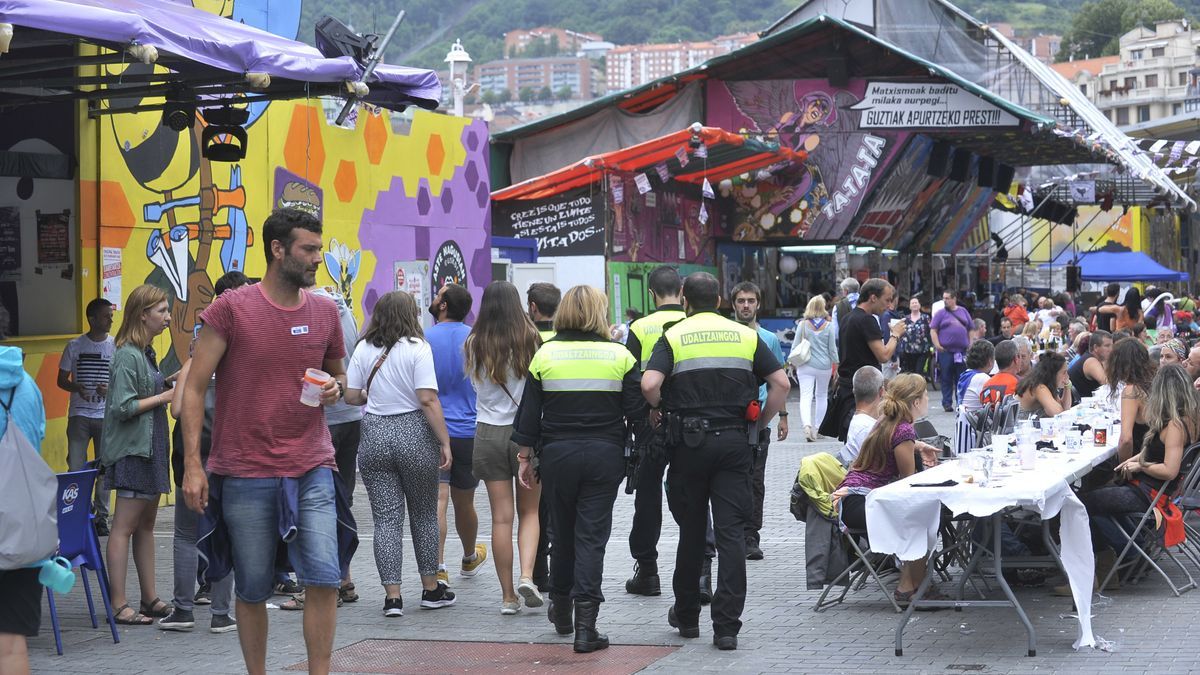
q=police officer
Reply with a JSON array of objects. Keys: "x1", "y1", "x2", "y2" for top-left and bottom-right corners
[
  {"x1": 642, "y1": 272, "x2": 788, "y2": 651},
  {"x1": 623, "y1": 266, "x2": 686, "y2": 597},
  {"x1": 525, "y1": 281, "x2": 561, "y2": 590},
  {"x1": 514, "y1": 285, "x2": 646, "y2": 653}
]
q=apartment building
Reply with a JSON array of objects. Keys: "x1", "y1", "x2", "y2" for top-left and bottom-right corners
[
  {"x1": 605, "y1": 33, "x2": 757, "y2": 90},
  {"x1": 504, "y1": 27, "x2": 603, "y2": 57},
  {"x1": 1090, "y1": 20, "x2": 1200, "y2": 127},
  {"x1": 475, "y1": 56, "x2": 597, "y2": 99}
]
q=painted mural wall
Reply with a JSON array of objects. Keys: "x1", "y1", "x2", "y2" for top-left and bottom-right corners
[
  {"x1": 705, "y1": 80, "x2": 909, "y2": 242},
  {"x1": 27, "y1": 0, "x2": 487, "y2": 469}
]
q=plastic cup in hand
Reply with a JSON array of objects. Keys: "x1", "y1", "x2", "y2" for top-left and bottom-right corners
[
  {"x1": 1019, "y1": 444, "x2": 1037, "y2": 470},
  {"x1": 300, "y1": 368, "x2": 331, "y2": 407}
]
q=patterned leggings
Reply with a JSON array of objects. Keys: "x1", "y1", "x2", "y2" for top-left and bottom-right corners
[{"x1": 359, "y1": 411, "x2": 442, "y2": 584}]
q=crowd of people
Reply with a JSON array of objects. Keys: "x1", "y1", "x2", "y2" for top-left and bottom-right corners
[
  {"x1": 7, "y1": 207, "x2": 1200, "y2": 673},
  {"x1": 0, "y1": 209, "x2": 793, "y2": 675}
]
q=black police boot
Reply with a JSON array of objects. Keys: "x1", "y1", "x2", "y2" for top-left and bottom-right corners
[
  {"x1": 667, "y1": 605, "x2": 700, "y2": 638},
  {"x1": 625, "y1": 561, "x2": 660, "y2": 596},
  {"x1": 547, "y1": 593, "x2": 573, "y2": 635},
  {"x1": 573, "y1": 600, "x2": 609, "y2": 653},
  {"x1": 699, "y1": 558, "x2": 713, "y2": 605}
]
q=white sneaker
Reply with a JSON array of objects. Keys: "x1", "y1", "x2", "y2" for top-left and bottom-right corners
[
  {"x1": 500, "y1": 601, "x2": 520, "y2": 615},
  {"x1": 517, "y1": 577, "x2": 544, "y2": 608}
]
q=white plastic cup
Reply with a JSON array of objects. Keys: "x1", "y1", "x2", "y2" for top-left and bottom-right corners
[
  {"x1": 300, "y1": 368, "x2": 331, "y2": 407},
  {"x1": 1019, "y1": 444, "x2": 1037, "y2": 470}
]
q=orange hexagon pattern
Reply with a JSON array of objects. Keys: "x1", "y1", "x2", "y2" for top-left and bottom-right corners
[
  {"x1": 284, "y1": 105, "x2": 326, "y2": 181},
  {"x1": 334, "y1": 160, "x2": 357, "y2": 202},
  {"x1": 426, "y1": 133, "x2": 445, "y2": 176}
]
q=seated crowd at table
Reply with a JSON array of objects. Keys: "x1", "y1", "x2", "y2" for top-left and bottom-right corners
[{"x1": 821, "y1": 280, "x2": 1200, "y2": 608}]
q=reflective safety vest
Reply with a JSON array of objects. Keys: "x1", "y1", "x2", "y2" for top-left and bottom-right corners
[
  {"x1": 529, "y1": 339, "x2": 636, "y2": 394},
  {"x1": 629, "y1": 308, "x2": 686, "y2": 370},
  {"x1": 539, "y1": 328, "x2": 557, "y2": 342},
  {"x1": 661, "y1": 311, "x2": 760, "y2": 416}
]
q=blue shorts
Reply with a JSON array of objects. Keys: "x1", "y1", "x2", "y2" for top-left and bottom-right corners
[{"x1": 222, "y1": 467, "x2": 341, "y2": 603}]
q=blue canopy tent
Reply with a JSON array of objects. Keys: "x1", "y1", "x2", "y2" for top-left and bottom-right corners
[{"x1": 1042, "y1": 250, "x2": 1189, "y2": 282}]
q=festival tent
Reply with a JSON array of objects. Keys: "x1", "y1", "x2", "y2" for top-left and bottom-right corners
[{"x1": 1041, "y1": 250, "x2": 1189, "y2": 282}]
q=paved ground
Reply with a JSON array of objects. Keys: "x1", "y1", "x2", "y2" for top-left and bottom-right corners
[{"x1": 27, "y1": 402, "x2": 1192, "y2": 674}]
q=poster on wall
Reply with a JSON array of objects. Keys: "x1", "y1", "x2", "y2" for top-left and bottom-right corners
[
  {"x1": 0, "y1": 207, "x2": 20, "y2": 279},
  {"x1": 102, "y1": 247, "x2": 122, "y2": 309},
  {"x1": 36, "y1": 210, "x2": 70, "y2": 265},
  {"x1": 706, "y1": 80, "x2": 909, "y2": 242},
  {"x1": 492, "y1": 189, "x2": 604, "y2": 256},
  {"x1": 394, "y1": 260, "x2": 430, "y2": 327},
  {"x1": 431, "y1": 241, "x2": 468, "y2": 294},
  {"x1": 609, "y1": 178, "x2": 715, "y2": 265}
]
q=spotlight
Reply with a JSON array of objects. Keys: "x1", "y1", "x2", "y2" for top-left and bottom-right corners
[
  {"x1": 201, "y1": 106, "x2": 251, "y2": 162},
  {"x1": 162, "y1": 100, "x2": 196, "y2": 132}
]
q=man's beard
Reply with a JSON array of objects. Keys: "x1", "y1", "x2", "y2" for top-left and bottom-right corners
[{"x1": 280, "y1": 255, "x2": 315, "y2": 289}]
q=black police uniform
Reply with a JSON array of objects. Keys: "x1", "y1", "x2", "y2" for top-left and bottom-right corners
[
  {"x1": 512, "y1": 329, "x2": 646, "y2": 651},
  {"x1": 531, "y1": 320, "x2": 556, "y2": 590},
  {"x1": 624, "y1": 304, "x2": 686, "y2": 591},
  {"x1": 645, "y1": 310, "x2": 781, "y2": 641}
]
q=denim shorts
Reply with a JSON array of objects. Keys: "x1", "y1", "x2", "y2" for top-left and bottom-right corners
[{"x1": 222, "y1": 467, "x2": 341, "y2": 603}]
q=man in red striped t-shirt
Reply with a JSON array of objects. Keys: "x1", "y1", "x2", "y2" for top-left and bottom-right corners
[{"x1": 182, "y1": 208, "x2": 346, "y2": 675}]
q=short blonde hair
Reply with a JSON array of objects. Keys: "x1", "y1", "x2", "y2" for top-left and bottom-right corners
[
  {"x1": 553, "y1": 285, "x2": 610, "y2": 338},
  {"x1": 115, "y1": 284, "x2": 169, "y2": 349},
  {"x1": 804, "y1": 295, "x2": 828, "y2": 319}
]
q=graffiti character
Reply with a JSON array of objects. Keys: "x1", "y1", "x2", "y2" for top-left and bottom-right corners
[{"x1": 323, "y1": 239, "x2": 362, "y2": 309}]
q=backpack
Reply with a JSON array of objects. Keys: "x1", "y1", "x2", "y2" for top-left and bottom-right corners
[{"x1": 0, "y1": 388, "x2": 58, "y2": 570}]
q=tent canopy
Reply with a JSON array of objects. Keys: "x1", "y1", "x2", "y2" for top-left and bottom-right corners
[
  {"x1": 0, "y1": 0, "x2": 442, "y2": 112},
  {"x1": 1041, "y1": 250, "x2": 1189, "y2": 282},
  {"x1": 492, "y1": 125, "x2": 804, "y2": 201}
]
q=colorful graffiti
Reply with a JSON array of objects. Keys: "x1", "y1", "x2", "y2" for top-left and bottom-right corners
[
  {"x1": 29, "y1": 0, "x2": 489, "y2": 469},
  {"x1": 706, "y1": 80, "x2": 908, "y2": 242}
]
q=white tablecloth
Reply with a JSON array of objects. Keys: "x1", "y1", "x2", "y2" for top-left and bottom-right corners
[{"x1": 865, "y1": 440, "x2": 1117, "y2": 650}]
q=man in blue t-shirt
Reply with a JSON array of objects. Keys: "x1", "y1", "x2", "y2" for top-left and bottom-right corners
[
  {"x1": 426, "y1": 283, "x2": 486, "y2": 584},
  {"x1": 731, "y1": 282, "x2": 788, "y2": 562}
]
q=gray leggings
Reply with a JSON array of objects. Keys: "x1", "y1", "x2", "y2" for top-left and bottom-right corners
[{"x1": 359, "y1": 411, "x2": 441, "y2": 584}]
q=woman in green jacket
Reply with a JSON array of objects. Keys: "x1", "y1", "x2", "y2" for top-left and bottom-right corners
[{"x1": 100, "y1": 284, "x2": 173, "y2": 625}]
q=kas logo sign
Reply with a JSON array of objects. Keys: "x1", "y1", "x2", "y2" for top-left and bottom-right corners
[{"x1": 62, "y1": 483, "x2": 79, "y2": 514}]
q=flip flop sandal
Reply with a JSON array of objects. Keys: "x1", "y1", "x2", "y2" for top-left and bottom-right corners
[
  {"x1": 113, "y1": 604, "x2": 153, "y2": 625},
  {"x1": 139, "y1": 597, "x2": 172, "y2": 618},
  {"x1": 281, "y1": 591, "x2": 343, "y2": 610},
  {"x1": 339, "y1": 583, "x2": 359, "y2": 604}
]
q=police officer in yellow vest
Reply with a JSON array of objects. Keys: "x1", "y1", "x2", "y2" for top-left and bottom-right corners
[
  {"x1": 624, "y1": 266, "x2": 686, "y2": 597},
  {"x1": 515, "y1": 285, "x2": 646, "y2": 654},
  {"x1": 525, "y1": 280, "x2": 560, "y2": 589},
  {"x1": 642, "y1": 272, "x2": 789, "y2": 651}
]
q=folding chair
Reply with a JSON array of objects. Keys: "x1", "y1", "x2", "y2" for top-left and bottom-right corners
[
  {"x1": 46, "y1": 469, "x2": 120, "y2": 655},
  {"x1": 1098, "y1": 442, "x2": 1200, "y2": 597},
  {"x1": 814, "y1": 504, "x2": 903, "y2": 614}
]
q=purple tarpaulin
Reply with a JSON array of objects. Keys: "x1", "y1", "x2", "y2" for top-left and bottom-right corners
[{"x1": 0, "y1": 0, "x2": 441, "y2": 110}]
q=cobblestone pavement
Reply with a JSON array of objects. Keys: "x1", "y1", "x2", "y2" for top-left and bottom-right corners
[{"x1": 28, "y1": 403, "x2": 1187, "y2": 674}]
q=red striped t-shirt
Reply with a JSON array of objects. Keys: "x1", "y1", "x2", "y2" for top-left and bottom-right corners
[{"x1": 200, "y1": 284, "x2": 346, "y2": 478}]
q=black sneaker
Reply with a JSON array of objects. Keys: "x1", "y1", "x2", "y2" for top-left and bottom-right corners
[
  {"x1": 209, "y1": 613, "x2": 238, "y2": 634},
  {"x1": 94, "y1": 520, "x2": 110, "y2": 538},
  {"x1": 745, "y1": 542, "x2": 764, "y2": 561},
  {"x1": 420, "y1": 585, "x2": 456, "y2": 609},
  {"x1": 274, "y1": 579, "x2": 302, "y2": 596},
  {"x1": 194, "y1": 583, "x2": 212, "y2": 606},
  {"x1": 667, "y1": 606, "x2": 699, "y2": 638},
  {"x1": 157, "y1": 608, "x2": 195, "y2": 632},
  {"x1": 383, "y1": 597, "x2": 404, "y2": 617},
  {"x1": 713, "y1": 634, "x2": 738, "y2": 650}
]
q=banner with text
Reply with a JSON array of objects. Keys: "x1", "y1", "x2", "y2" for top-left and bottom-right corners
[
  {"x1": 851, "y1": 82, "x2": 1020, "y2": 129},
  {"x1": 492, "y1": 189, "x2": 605, "y2": 256}
]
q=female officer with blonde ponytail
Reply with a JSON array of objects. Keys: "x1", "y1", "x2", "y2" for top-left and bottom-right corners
[{"x1": 513, "y1": 286, "x2": 646, "y2": 653}]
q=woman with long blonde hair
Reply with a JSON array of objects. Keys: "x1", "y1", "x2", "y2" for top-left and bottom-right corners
[
  {"x1": 832, "y1": 373, "x2": 943, "y2": 607},
  {"x1": 794, "y1": 295, "x2": 838, "y2": 441},
  {"x1": 513, "y1": 285, "x2": 645, "y2": 652},
  {"x1": 99, "y1": 284, "x2": 174, "y2": 625},
  {"x1": 463, "y1": 281, "x2": 542, "y2": 614}
]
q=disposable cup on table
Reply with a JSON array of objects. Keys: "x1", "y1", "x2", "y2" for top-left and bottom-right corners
[
  {"x1": 1019, "y1": 444, "x2": 1037, "y2": 470},
  {"x1": 300, "y1": 368, "x2": 331, "y2": 407}
]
